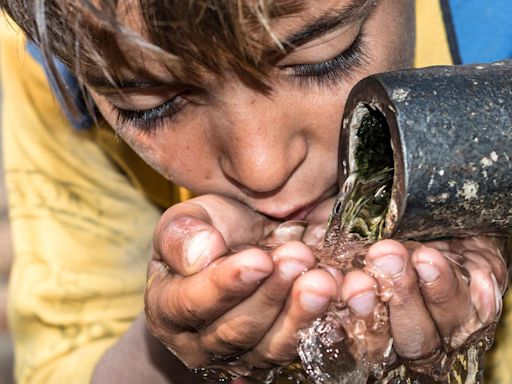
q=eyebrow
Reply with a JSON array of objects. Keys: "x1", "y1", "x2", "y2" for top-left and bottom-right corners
[{"x1": 280, "y1": 0, "x2": 375, "y2": 48}]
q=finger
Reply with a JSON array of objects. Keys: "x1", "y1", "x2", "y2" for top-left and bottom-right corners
[
  {"x1": 410, "y1": 245, "x2": 474, "y2": 350},
  {"x1": 169, "y1": 195, "x2": 278, "y2": 247},
  {"x1": 461, "y1": 237, "x2": 508, "y2": 288},
  {"x1": 462, "y1": 257, "x2": 501, "y2": 326},
  {"x1": 145, "y1": 248, "x2": 274, "y2": 330},
  {"x1": 259, "y1": 221, "x2": 307, "y2": 247},
  {"x1": 302, "y1": 223, "x2": 328, "y2": 248},
  {"x1": 341, "y1": 270, "x2": 395, "y2": 364},
  {"x1": 303, "y1": 197, "x2": 336, "y2": 247},
  {"x1": 428, "y1": 237, "x2": 508, "y2": 287},
  {"x1": 366, "y1": 239, "x2": 440, "y2": 360},
  {"x1": 153, "y1": 214, "x2": 229, "y2": 275},
  {"x1": 199, "y1": 241, "x2": 316, "y2": 356},
  {"x1": 243, "y1": 269, "x2": 338, "y2": 368},
  {"x1": 155, "y1": 195, "x2": 278, "y2": 275}
]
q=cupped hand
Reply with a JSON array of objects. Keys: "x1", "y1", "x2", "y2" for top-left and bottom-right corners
[
  {"x1": 143, "y1": 194, "x2": 338, "y2": 378},
  {"x1": 339, "y1": 236, "x2": 508, "y2": 377}
]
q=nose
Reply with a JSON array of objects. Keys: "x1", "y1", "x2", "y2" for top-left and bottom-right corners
[{"x1": 215, "y1": 91, "x2": 307, "y2": 195}]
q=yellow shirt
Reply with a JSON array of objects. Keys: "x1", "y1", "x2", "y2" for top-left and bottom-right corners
[{"x1": 1, "y1": 1, "x2": 510, "y2": 383}]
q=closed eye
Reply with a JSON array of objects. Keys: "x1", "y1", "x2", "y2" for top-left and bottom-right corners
[
  {"x1": 283, "y1": 31, "x2": 368, "y2": 87},
  {"x1": 109, "y1": 92, "x2": 190, "y2": 133}
]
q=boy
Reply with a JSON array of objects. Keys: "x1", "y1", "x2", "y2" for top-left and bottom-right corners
[{"x1": 0, "y1": 0, "x2": 510, "y2": 382}]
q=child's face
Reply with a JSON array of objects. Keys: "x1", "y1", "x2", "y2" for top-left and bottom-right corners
[{"x1": 87, "y1": 0, "x2": 414, "y2": 220}]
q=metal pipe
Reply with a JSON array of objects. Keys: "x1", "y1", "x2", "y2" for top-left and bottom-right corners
[{"x1": 339, "y1": 60, "x2": 512, "y2": 241}]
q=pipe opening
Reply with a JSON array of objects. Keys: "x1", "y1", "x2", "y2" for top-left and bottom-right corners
[
  {"x1": 341, "y1": 104, "x2": 394, "y2": 240},
  {"x1": 353, "y1": 105, "x2": 394, "y2": 179}
]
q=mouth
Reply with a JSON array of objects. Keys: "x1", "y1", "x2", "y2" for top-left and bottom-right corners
[
  {"x1": 259, "y1": 186, "x2": 338, "y2": 222},
  {"x1": 282, "y1": 200, "x2": 323, "y2": 221}
]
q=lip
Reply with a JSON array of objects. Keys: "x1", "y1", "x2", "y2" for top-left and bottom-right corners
[
  {"x1": 283, "y1": 200, "x2": 322, "y2": 221},
  {"x1": 259, "y1": 186, "x2": 338, "y2": 221}
]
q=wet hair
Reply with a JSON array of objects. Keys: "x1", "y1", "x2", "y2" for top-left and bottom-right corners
[{"x1": 1, "y1": 0, "x2": 303, "y2": 114}]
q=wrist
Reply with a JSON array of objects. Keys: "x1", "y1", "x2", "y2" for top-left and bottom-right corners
[{"x1": 93, "y1": 312, "x2": 203, "y2": 383}]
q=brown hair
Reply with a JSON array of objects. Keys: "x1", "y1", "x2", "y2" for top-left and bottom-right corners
[{"x1": 1, "y1": 0, "x2": 303, "y2": 114}]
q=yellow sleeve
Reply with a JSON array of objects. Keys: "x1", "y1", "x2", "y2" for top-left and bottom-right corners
[{"x1": 1, "y1": 18, "x2": 162, "y2": 384}]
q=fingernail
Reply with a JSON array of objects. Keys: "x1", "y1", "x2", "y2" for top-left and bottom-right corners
[
  {"x1": 415, "y1": 263, "x2": 440, "y2": 282},
  {"x1": 280, "y1": 261, "x2": 308, "y2": 280},
  {"x1": 300, "y1": 293, "x2": 330, "y2": 313},
  {"x1": 240, "y1": 269, "x2": 271, "y2": 284},
  {"x1": 373, "y1": 255, "x2": 404, "y2": 277},
  {"x1": 348, "y1": 291, "x2": 376, "y2": 316},
  {"x1": 186, "y1": 231, "x2": 211, "y2": 266}
]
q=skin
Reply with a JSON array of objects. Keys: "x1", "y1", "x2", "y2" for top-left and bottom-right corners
[{"x1": 87, "y1": 0, "x2": 508, "y2": 382}]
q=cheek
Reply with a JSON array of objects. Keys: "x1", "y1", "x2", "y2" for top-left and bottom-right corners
[
  {"x1": 93, "y1": 99, "x2": 218, "y2": 186},
  {"x1": 132, "y1": 131, "x2": 218, "y2": 187}
]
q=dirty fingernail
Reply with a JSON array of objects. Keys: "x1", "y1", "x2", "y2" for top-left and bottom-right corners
[
  {"x1": 186, "y1": 231, "x2": 211, "y2": 266},
  {"x1": 300, "y1": 293, "x2": 330, "y2": 313},
  {"x1": 348, "y1": 291, "x2": 376, "y2": 316},
  {"x1": 415, "y1": 263, "x2": 440, "y2": 282},
  {"x1": 373, "y1": 255, "x2": 404, "y2": 277},
  {"x1": 280, "y1": 261, "x2": 308, "y2": 280}
]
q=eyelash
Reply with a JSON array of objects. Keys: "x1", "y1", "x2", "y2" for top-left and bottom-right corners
[
  {"x1": 285, "y1": 31, "x2": 368, "y2": 87},
  {"x1": 111, "y1": 31, "x2": 367, "y2": 132},
  {"x1": 111, "y1": 94, "x2": 187, "y2": 133}
]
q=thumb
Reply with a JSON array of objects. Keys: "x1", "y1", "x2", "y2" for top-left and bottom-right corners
[
  {"x1": 153, "y1": 195, "x2": 278, "y2": 275},
  {"x1": 153, "y1": 214, "x2": 228, "y2": 276}
]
